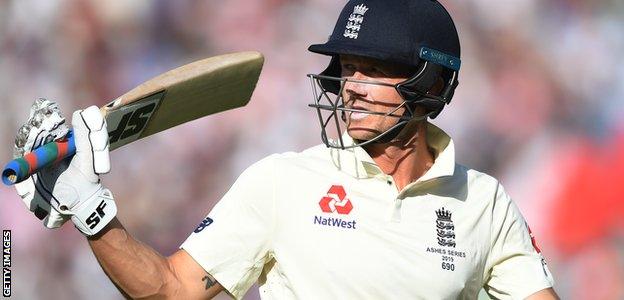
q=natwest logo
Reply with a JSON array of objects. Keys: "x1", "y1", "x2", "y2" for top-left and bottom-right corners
[{"x1": 319, "y1": 185, "x2": 353, "y2": 215}]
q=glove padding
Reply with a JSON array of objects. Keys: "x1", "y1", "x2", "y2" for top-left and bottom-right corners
[
  {"x1": 15, "y1": 101, "x2": 117, "y2": 236},
  {"x1": 14, "y1": 98, "x2": 70, "y2": 157},
  {"x1": 14, "y1": 99, "x2": 72, "y2": 228}
]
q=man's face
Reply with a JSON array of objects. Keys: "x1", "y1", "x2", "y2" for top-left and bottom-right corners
[{"x1": 340, "y1": 54, "x2": 414, "y2": 141}]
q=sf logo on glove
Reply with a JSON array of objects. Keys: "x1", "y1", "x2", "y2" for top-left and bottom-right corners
[{"x1": 86, "y1": 200, "x2": 109, "y2": 229}]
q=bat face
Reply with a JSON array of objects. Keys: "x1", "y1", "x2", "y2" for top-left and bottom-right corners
[{"x1": 101, "y1": 51, "x2": 264, "y2": 151}]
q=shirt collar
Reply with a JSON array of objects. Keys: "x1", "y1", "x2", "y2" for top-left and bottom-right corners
[{"x1": 329, "y1": 123, "x2": 456, "y2": 182}]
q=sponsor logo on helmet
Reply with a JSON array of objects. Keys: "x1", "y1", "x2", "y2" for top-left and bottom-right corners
[{"x1": 343, "y1": 4, "x2": 369, "y2": 39}]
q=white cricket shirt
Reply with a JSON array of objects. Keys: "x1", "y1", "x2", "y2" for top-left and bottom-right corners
[{"x1": 181, "y1": 123, "x2": 554, "y2": 299}]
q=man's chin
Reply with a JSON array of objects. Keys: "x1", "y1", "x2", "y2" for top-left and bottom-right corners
[{"x1": 346, "y1": 127, "x2": 380, "y2": 142}]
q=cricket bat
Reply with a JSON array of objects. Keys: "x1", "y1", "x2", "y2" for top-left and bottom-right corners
[{"x1": 2, "y1": 51, "x2": 264, "y2": 185}]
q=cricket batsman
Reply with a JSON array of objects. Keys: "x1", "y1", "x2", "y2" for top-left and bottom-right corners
[{"x1": 11, "y1": 0, "x2": 559, "y2": 299}]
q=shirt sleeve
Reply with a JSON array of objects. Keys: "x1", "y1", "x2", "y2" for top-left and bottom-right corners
[
  {"x1": 180, "y1": 155, "x2": 276, "y2": 299},
  {"x1": 483, "y1": 183, "x2": 555, "y2": 299}
]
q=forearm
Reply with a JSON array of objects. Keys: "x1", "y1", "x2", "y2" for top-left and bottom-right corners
[{"x1": 87, "y1": 217, "x2": 179, "y2": 299}]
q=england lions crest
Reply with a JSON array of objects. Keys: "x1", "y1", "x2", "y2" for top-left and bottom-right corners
[{"x1": 436, "y1": 207, "x2": 456, "y2": 248}]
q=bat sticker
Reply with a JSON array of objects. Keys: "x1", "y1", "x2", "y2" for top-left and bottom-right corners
[{"x1": 105, "y1": 91, "x2": 164, "y2": 149}]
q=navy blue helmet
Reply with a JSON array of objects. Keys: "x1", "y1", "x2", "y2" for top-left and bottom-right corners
[{"x1": 307, "y1": 0, "x2": 461, "y2": 148}]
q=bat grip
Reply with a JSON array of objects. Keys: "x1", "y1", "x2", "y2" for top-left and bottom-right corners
[{"x1": 2, "y1": 130, "x2": 76, "y2": 186}]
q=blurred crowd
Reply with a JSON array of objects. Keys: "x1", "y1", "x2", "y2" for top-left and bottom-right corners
[{"x1": 0, "y1": 0, "x2": 622, "y2": 299}]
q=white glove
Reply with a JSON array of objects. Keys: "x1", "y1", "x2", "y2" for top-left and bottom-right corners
[
  {"x1": 14, "y1": 98, "x2": 70, "y2": 157},
  {"x1": 14, "y1": 98, "x2": 72, "y2": 228},
  {"x1": 14, "y1": 100, "x2": 117, "y2": 236}
]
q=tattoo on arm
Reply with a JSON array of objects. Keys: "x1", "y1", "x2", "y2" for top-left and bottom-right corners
[{"x1": 202, "y1": 274, "x2": 216, "y2": 290}]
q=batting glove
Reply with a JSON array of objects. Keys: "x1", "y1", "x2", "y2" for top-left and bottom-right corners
[
  {"x1": 14, "y1": 100, "x2": 117, "y2": 236},
  {"x1": 14, "y1": 98, "x2": 71, "y2": 228}
]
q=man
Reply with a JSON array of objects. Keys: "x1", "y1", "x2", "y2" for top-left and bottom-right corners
[{"x1": 12, "y1": 0, "x2": 559, "y2": 299}]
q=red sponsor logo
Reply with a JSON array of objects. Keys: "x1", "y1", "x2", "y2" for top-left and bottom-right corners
[
  {"x1": 319, "y1": 185, "x2": 353, "y2": 215},
  {"x1": 528, "y1": 225, "x2": 542, "y2": 253}
]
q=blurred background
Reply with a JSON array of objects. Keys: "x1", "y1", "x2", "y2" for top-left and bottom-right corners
[{"x1": 0, "y1": 0, "x2": 622, "y2": 299}]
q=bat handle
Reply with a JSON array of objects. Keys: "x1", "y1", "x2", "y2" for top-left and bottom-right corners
[{"x1": 2, "y1": 130, "x2": 76, "y2": 186}]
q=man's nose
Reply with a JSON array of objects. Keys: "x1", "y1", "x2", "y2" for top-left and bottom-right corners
[{"x1": 344, "y1": 71, "x2": 368, "y2": 96}]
